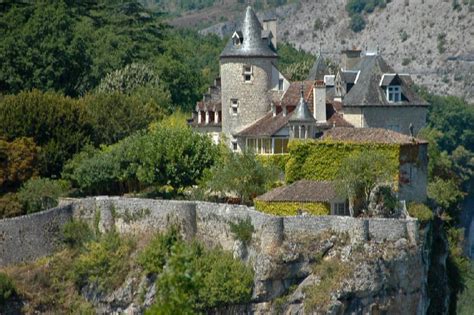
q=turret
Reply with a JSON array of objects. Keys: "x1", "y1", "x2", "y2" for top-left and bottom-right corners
[
  {"x1": 289, "y1": 85, "x2": 316, "y2": 139},
  {"x1": 219, "y1": 6, "x2": 278, "y2": 151}
]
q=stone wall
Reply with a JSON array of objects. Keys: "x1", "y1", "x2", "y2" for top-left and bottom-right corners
[
  {"x1": 0, "y1": 197, "x2": 420, "y2": 267},
  {"x1": 0, "y1": 205, "x2": 73, "y2": 266}
]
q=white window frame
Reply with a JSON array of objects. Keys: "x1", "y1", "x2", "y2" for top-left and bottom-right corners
[
  {"x1": 231, "y1": 99, "x2": 238, "y2": 115},
  {"x1": 243, "y1": 65, "x2": 252, "y2": 83},
  {"x1": 387, "y1": 85, "x2": 401, "y2": 103}
]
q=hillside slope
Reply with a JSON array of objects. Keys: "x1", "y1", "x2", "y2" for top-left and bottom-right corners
[{"x1": 197, "y1": 0, "x2": 473, "y2": 102}]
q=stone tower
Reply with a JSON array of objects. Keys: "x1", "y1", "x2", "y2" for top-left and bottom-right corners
[{"x1": 219, "y1": 6, "x2": 278, "y2": 150}]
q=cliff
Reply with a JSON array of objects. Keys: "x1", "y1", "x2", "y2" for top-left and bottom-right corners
[{"x1": 0, "y1": 197, "x2": 448, "y2": 314}]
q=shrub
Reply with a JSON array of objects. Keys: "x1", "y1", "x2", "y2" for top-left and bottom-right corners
[
  {"x1": 0, "y1": 272, "x2": 16, "y2": 306},
  {"x1": 138, "y1": 227, "x2": 180, "y2": 275},
  {"x1": 229, "y1": 217, "x2": 255, "y2": 245},
  {"x1": 255, "y1": 201, "x2": 330, "y2": 216},
  {"x1": 72, "y1": 232, "x2": 135, "y2": 293},
  {"x1": 408, "y1": 202, "x2": 434, "y2": 222},
  {"x1": 350, "y1": 13, "x2": 366, "y2": 32},
  {"x1": 313, "y1": 18, "x2": 323, "y2": 31},
  {"x1": 0, "y1": 193, "x2": 23, "y2": 218},
  {"x1": 62, "y1": 220, "x2": 95, "y2": 249},
  {"x1": 17, "y1": 178, "x2": 70, "y2": 214},
  {"x1": 402, "y1": 57, "x2": 411, "y2": 66}
]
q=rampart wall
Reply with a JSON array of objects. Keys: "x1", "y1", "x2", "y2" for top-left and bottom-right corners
[{"x1": 0, "y1": 197, "x2": 419, "y2": 266}]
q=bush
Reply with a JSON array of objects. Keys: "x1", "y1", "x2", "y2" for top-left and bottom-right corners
[
  {"x1": 62, "y1": 220, "x2": 95, "y2": 249},
  {"x1": 17, "y1": 178, "x2": 70, "y2": 214},
  {"x1": 255, "y1": 200, "x2": 330, "y2": 216},
  {"x1": 229, "y1": 217, "x2": 255, "y2": 245},
  {"x1": 72, "y1": 232, "x2": 135, "y2": 293},
  {"x1": 407, "y1": 202, "x2": 434, "y2": 222},
  {"x1": 141, "y1": 229, "x2": 254, "y2": 313},
  {"x1": 350, "y1": 13, "x2": 366, "y2": 32},
  {"x1": 0, "y1": 272, "x2": 16, "y2": 306},
  {"x1": 0, "y1": 193, "x2": 23, "y2": 218}
]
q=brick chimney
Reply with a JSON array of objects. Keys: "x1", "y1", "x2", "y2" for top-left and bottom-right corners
[
  {"x1": 262, "y1": 17, "x2": 277, "y2": 49},
  {"x1": 313, "y1": 80, "x2": 326, "y2": 122}
]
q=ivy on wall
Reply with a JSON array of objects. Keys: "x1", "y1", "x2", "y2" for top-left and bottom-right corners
[
  {"x1": 257, "y1": 154, "x2": 290, "y2": 173},
  {"x1": 285, "y1": 140, "x2": 400, "y2": 183},
  {"x1": 254, "y1": 200, "x2": 330, "y2": 216}
]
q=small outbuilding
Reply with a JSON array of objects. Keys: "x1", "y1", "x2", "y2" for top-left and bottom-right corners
[{"x1": 254, "y1": 180, "x2": 349, "y2": 216}]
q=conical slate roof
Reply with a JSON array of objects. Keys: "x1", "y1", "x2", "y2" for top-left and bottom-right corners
[
  {"x1": 307, "y1": 51, "x2": 326, "y2": 80},
  {"x1": 289, "y1": 87, "x2": 316, "y2": 123},
  {"x1": 220, "y1": 6, "x2": 277, "y2": 58}
]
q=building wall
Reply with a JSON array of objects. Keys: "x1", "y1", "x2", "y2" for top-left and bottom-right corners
[
  {"x1": 220, "y1": 57, "x2": 276, "y2": 149},
  {"x1": 398, "y1": 143, "x2": 428, "y2": 203},
  {"x1": 343, "y1": 106, "x2": 428, "y2": 135}
]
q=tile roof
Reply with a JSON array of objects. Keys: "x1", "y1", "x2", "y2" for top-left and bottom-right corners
[
  {"x1": 279, "y1": 81, "x2": 314, "y2": 107},
  {"x1": 220, "y1": 6, "x2": 277, "y2": 58},
  {"x1": 321, "y1": 127, "x2": 427, "y2": 144},
  {"x1": 256, "y1": 180, "x2": 339, "y2": 203},
  {"x1": 235, "y1": 110, "x2": 290, "y2": 137},
  {"x1": 343, "y1": 55, "x2": 429, "y2": 107}
]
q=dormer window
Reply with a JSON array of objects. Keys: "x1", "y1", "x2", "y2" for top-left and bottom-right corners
[
  {"x1": 231, "y1": 99, "x2": 239, "y2": 115},
  {"x1": 232, "y1": 31, "x2": 243, "y2": 46},
  {"x1": 243, "y1": 65, "x2": 252, "y2": 83},
  {"x1": 387, "y1": 86, "x2": 401, "y2": 102}
]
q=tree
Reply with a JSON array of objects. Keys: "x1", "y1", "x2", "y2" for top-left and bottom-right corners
[
  {"x1": 17, "y1": 178, "x2": 70, "y2": 214},
  {"x1": 205, "y1": 150, "x2": 279, "y2": 204},
  {"x1": 335, "y1": 151, "x2": 395, "y2": 215}
]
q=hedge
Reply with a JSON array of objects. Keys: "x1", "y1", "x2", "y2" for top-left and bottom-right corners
[
  {"x1": 285, "y1": 140, "x2": 400, "y2": 183},
  {"x1": 255, "y1": 200, "x2": 330, "y2": 216}
]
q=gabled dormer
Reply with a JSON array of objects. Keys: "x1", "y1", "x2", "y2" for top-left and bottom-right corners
[
  {"x1": 232, "y1": 31, "x2": 243, "y2": 46},
  {"x1": 379, "y1": 74, "x2": 407, "y2": 103}
]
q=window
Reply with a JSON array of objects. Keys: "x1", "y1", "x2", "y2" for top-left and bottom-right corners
[
  {"x1": 231, "y1": 99, "x2": 238, "y2": 115},
  {"x1": 332, "y1": 202, "x2": 349, "y2": 216},
  {"x1": 278, "y1": 78, "x2": 284, "y2": 91},
  {"x1": 273, "y1": 138, "x2": 289, "y2": 154},
  {"x1": 232, "y1": 141, "x2": 238, "y2": 151},
  {"x1": 387, "y1": 86, "x2": 401, "y2": 102},
  {"x1": 243, "y1": 65, "x2": 252, "y2": 83}
]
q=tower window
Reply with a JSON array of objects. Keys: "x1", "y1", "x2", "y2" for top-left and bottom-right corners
[
  {"x1": 387, "y1": 86, "x2": 401, "y2": 102},
  {"x1": 243, "y1": 65, "x2": 252, "y2": 83},
  {"x1": 278, "y1": 78, "x2": 284, "y2": 91},
  {"x1": 231, "y1": 99, "x2": 238, "y2": 115}
]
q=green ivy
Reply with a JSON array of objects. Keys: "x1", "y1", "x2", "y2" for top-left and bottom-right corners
[
  {"x1": 255, "y1": 200, "x2": 330, "y2": 216},
  {"x1": 285, "y1": 140, "x2": 400, "y2": 184}
]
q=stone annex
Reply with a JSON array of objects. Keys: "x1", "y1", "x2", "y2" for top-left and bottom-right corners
[{"x1": 189, "y1": 6, "x2": 429, "y2": 154}]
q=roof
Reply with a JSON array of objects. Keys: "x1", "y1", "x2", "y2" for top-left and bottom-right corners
[
  {"x1": 195, "y1": 77, "x2": 221, "y2": 112},
  {"x1": 220, "y1": 6, "x2": 277, "y2": 58},
  {"x1": 256, "y1": 180, "x2": 339, "y2": 203},
  {"x1": 280, "y1": 81, "x2": 314, "y2": 108},
  {"x1": 307, "y1": 54, "x2": 327, "y2": 81},
  {"x1": 343, "y1": 55, "x2": 429, "y2": 107},
  {"x1": 341, "y1": 70, "x2": 359, "y2": 84},
  {"x1": 321, "y1": 127, "x2": 428, "y2": 144},
  {"x1": 235, "y1": 111, "x2": 290, "y2": 137},
  {"x1": 289, "y1": 87, "x2": 316, "y2": 123}
]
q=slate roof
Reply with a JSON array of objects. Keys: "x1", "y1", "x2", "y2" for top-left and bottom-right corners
[
  {"x1": 343, "y1": 55, "x2": 429, "y2": 107},
  {"x1": 321, "y1": 127, "x2": 428, "y2": 144},
  {"x1": 341, "y1": 70, "x2": 359, "y2": 84},
  {"x1": 255, "y1": 180, "x2": 339, "y2": 203},
  {"x1": 289, "y1": 87, "x2": 316, "y2": 123},
  {"x1": 307, "y1": 54, "x2": 327, "y2": 81},
  {"x1": 220, "y1": 6, "x2": 277, "y2": 58}
]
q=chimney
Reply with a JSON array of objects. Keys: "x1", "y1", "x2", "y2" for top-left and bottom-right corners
[
  {"x1": 271, "y1": 102, "x2": 276, "y2": 117},
  {"x1": 313, "y1": 80, "x2": 326, "y2": 122},
  {"x1": 282, "y1": 105, "x2": 287, "y2": 117},
  {"x1": 341, "y1": 49, "x2": 361, "y2": 70},
  {"x1": 262, "y1": 17, "x2": 277, "y2": 49}
]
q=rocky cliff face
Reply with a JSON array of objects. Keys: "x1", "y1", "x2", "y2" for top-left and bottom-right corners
[{"x1": 199, "y1": 0, "x2": 473, "y2": 103}]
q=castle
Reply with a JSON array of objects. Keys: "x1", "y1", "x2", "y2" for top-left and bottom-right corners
[{"x1": 190, "y1": 6, "x2": 429, "y2": 154}]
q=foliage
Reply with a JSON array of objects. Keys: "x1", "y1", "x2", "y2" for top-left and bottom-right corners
[
  {"x1": 407, "y1": 202, "x2": 434, "y2": 223},
  {"x1": 62, "y1": 220, "x2": 95, "y2": 249},
  {"x1": 349, "y1": 13, "x2": 366, "y2": 32},
  {"x1": 229, "y1": 217, "x2": 255, "y2": 245},
  {"x1": 97, "y1": 63, "x2": 161, "y2": 94},
  {"x1": 0, "y1": 272, "x2": 16, "y2": 306},
  {"x1": 205, "y1": 149, "x2": 279, "y2": 204},
  {"x1": 278, "y1": 42, "x2": 315, "y2": 79},
  {"x1": 63, "y1": 116, "x2": 218, "y2": 195},
  {"x1": 257, "y1": 154, "x2": 290, "y2": 173},
  {"x1": 0, "y1": 90, "x2": 92, "y2": 176},
  {"x1": 138, "y1": 226, "x2": 181, "y2": 275},
  {"x1": 73, "y1": 231, "x2": 135, "y2": 293},
  {"x1": 428, "y1": 178, "x2": 464, "y2": 213},
  {"x1": 304, "y1": 258, "x2": 351, "y2": 313},
  {"x1": 0, "y1": 193, "x2": 23, "y2": 219},
  {"x1": 141, "y1": 229, "x2": 254, "y2": 313},
  {"x1": 285, "y1": 140, "x2": 399, "y2": 184},
  {"x1": 0, "y1": 1, "x2": 166, "y2": 97},
  {"x1": 345, "y1": 0, "x2": 385, "y2": 32},
  {"x1": 255, "y1": 200, "x2": 330, "y2": 216},
  {"x1": 0, "y1": 137, "x2": 39, "y2": 192},
  {"x1": 457, "y1": 262, "x2": 474, "y2": 315},
  {"x1": 16, "y1": 178, "x2": 70, "y2": 214}
]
